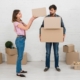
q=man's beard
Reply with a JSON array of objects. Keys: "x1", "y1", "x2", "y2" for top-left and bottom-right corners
[{"x1": 50, "y1": 13, "x2": 54, "y2": 16}]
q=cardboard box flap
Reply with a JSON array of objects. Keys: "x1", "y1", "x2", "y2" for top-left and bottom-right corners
[
  {"x1": 63, "y1": 44, "x2": 74, "y2": 53},
  {"x1": 64, "y1": 44, "x2": 74, "y2": 47},
  {"x1": 71, "y1": 62, "x2": 80, "y2": 70}
]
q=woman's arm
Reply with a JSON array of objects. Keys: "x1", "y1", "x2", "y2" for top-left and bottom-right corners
[
  {"x1": 21, "y1": 21, "x2": 27, "y2": 26},
  {"x1": 17, "y1": 16, "x2": 37, "y2": 30}
]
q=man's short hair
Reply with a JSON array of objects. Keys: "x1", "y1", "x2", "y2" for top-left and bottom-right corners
[{"x1": 49, "y1": 4, "x2": 57, "y2": 10}]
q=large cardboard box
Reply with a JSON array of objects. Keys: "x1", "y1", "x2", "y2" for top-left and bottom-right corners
[
  {"x1": 66, "y1": 52, "x2": 79, "y2": 65},
  {"x1": 5, "y1": 48, "x2": 17, "y2": 56},
  {"x1": 63, "y1": 44, "x2": 74, "y2": 53},
  {"x1": 32, "y1": 7, "x2": 46, "y2": 17},
  {"x1": 41, "y1": 27, "x2": 63, "y2": 42},
  {"x1": 6, "y1": 53, "x2": 27, "y2": 65},
  {"x1": 44, "y1": 17, "x2": 61, "y2": 29},
  {"x1": 0, "y1": 53, "x2": 2, "y2": 64}
]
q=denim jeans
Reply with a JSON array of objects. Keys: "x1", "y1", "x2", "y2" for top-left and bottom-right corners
[
  {"x1": 15, "y1": 36, "x2": 26, "y2": 73},
  {"x1": 45, "y1": 42, "x2": 59, "y2": 68}
]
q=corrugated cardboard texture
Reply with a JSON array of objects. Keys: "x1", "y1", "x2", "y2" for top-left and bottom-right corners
[
  {"x1": 63, "y1": 44, "x2": 74, "y2": 53},
  {"x1": 32, "y1": 7, "x2": 46, "y2": 17},
  {"x1": 0, "y1": 53, "x2": 2, "y2": 64},
  {"x1": 41, "y1": 27, "x2": 63, "y2": 42},
  {"x1": 44, "y1": 17, "x2": 61, "y2": 29},
  {"x1": 74, "y1": 65, "x2": 80, "y2": 70},
  {"x1": 5, "y1": 48, "x2": 17, "y2": 56},
  {"x1": 66, "y1": 52, "x2": 79, "y2": 65},
  {"x1": 6, "y1": 53, "x2": 27, "y2": 65},
  {"x1": 71, "y1": 63, "x2": 80, "y2": 70}
]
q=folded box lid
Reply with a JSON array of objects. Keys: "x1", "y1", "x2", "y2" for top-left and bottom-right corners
[
  {"x1": 64, "y1": 44, "x2": 74, "y2": 47},
  {"x1": 63, "y1": 44, "x2": 75, "y2": 53}
]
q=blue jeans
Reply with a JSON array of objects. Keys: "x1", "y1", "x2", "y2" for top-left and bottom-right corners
[
  {"x1": 15, "y1": 36, "x2": 26, "y2": 73},
  {"x1": 45, "y1": 42, "x2": 59, "y2": 68}
]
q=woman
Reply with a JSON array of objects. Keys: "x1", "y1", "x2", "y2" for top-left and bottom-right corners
[{"x1": 12, "y1": 10, "x2": 37, "y2": 77}]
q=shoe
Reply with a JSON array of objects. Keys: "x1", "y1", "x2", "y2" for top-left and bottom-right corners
[
  {"x1": 55, "y1": 67, "x2": 61, "y2": 72},
  {"x1": 17, "y1": 74, "x2": 26, "y2": 77},
  {"x1": 20, "y1": 70, "x2": 27, "y2": 73},
  {"x1": 44, "y1": 67, "x2": 49, "y2": 72}
]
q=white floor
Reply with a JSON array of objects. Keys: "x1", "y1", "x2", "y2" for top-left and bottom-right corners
[{"x1": 0, "y1": 62, "x2": 80, "y2": 80}]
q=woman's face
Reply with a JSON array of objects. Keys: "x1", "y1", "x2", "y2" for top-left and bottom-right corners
[{"x1": 16, "y1": 11, "x2": 22, "y2": 19}]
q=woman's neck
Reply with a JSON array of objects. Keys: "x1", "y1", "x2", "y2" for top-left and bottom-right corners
[{"x1": 17, "y1": 18, "x2": 21, "y2": 22}]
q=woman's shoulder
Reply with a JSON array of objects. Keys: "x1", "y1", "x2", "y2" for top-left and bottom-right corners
[
  {"x1": 13, "y1": 21, "x2": 20, "y2": 26},
  {"x1": 13, "y1": 21, "x2": 19, "y2": 24}
]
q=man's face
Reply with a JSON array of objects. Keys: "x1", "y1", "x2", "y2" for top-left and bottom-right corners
[{"x1": 49, "y1": 8, "x2": 56, "y2": 16}]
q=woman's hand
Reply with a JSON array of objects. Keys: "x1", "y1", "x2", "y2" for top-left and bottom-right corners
[{"x1": 31, "y1": 16, "x2": 38, "y2": 21}]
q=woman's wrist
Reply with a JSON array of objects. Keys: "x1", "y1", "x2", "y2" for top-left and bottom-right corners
[{"x1": 31, "y1": 17, "x2": 34, "y2": 21}]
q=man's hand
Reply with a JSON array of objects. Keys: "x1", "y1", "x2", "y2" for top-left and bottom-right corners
[
  {"x1": 63, "y1": 34, "x2": 65, "y2": 41},
  {"x1": 39, "y1": 35, "x2": 41, "y2": 41}
]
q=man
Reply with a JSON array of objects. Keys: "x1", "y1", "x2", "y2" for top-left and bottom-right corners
[{"x1": 39, "y1": 4, "x2": 66, "y2": 72}]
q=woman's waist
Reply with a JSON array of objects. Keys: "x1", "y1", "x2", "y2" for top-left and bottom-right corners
[
  {"x1": 16, "y1": 31, "x2": 25, "y2": 35},
  {"x1": 17, "y1": 35, "x2": 26, "y2": 38}
]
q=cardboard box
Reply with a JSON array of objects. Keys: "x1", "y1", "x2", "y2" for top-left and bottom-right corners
[
  {"x1": 0, "y1": 53, "x2": 2, "y2": 64},
  {"x1": 6, "y1": 53, "x2": 27, "y2": 65},
  {"x1": 63, "y1": 44, "x2": 74, "y2": 53},
  {"x1": 73, "y1": 65, "x2": 80, "y2": 70},
  {"x1": 66, "y1": 52, "x2": 79, "y2": 65},
  {"x1": 41, "y1": 27, "x2": 63, "y2": 42},
  {"x1": 5, "y1": 48, "x2": 17, "y2": 56},
  {"x1": 44, "y1": 17, "x2": 61, "y2": 29},
  {"x1": 71, "y1": 62, "x2": 80, "y2": 70},
  {"x1": 32, "y1": 7, "x2": 46, "y2": 17}
]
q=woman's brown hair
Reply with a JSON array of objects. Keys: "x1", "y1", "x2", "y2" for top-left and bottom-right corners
[{"x1": 12, "y1": 9, "x2": 20, "y2": 22}]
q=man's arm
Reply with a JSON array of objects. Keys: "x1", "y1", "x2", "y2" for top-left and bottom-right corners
[
  {"x1": 61, "y1": 18, "x2": 66, "y2": 35},
  {"x1": 39, "y1": 20, "x2": 44, "y2": 41},
  {"x1": 61, "y1": 17, "x2": 66, "y2": 41},
  {"x1": 39, "y1": 15, "x2": 49, "y2": 35},
  {"x1": 39, "y1": 20, "x2": 44, "y2": 35}
]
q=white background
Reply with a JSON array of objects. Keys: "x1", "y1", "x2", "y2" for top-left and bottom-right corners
[{"x1": 0, "y1": 0, "x2": 80, "y2": 61}]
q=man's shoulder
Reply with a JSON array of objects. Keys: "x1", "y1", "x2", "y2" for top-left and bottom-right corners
[
  {"x1": 45, "y1": 14, "x2": 61, "y2": 17},
  {"x1": 46, "y1": 15, "x2": 50, "y2": 17},
  {"x1": 55, "y1": 14, "x2": 60, "y2": 17}
]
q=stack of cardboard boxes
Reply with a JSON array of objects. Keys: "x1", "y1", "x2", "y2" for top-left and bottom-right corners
[
  {"x1": 63, "y1": 44, "x2": 79, "y2": 65},
  {"x1": 0, "y1": 53, "x2": 2, "y2": 64},
  {"x1": 41, "y1": 17, "x2": 63, "y2": 42},
  {"x1": 32, "y1": 7, "x2": 63, "y2": 42},
  {"x1": 5, "y1": 48, "x2": 27, "y2": 65}
]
